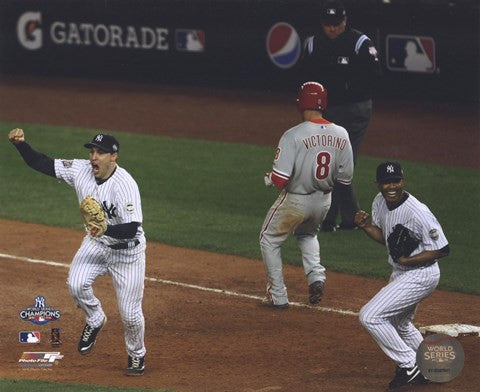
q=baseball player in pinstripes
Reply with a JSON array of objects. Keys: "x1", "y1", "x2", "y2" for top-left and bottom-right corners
[
  {"x1": 354, "y1": 161, "x2": 450, "y2": 390},
  {"x1": 8, "y1": 128, "x2": 146, "y2": 376},
  {"x1": 260, "y1": 81, "x2": 354, "y2": 308}
]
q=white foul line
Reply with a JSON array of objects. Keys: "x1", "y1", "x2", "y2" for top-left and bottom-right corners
[{"x1": 0, "y1": 252, "x2": 359, "y2": 317}]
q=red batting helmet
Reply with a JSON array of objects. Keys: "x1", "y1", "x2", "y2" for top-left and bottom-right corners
[{"x1": 296, "y1": 82, "x2": 328, "y2": 112}]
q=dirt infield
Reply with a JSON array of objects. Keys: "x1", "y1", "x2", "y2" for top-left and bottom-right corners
[
  {"x1": 0, "y1": 75, "x2": 479, "y2": 391},
  {"x1": 1, "y1": 220, "x2": 479, "y2": 392}
]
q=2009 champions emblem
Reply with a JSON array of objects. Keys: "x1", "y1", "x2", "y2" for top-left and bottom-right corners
[{"x1": 19, "y1": 296, "x2": 61, "y2": 325}]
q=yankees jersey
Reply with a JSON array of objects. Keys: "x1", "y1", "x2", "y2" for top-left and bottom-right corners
[
  {"x1": 54, "y1": 159, "x2": 145, "y2": 246},
  {"x1": 272, "y1": 118, "x2": 354, "y2": 194},
  {"x1": 302, "y1": 28, "x2": 380, "y2": 105},
  {"x1": 371, "y1": 192, "x2": 448, "y2": 269}
]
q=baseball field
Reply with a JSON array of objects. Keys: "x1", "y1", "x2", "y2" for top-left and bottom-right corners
[{"x1": 0, "y1": 75, "x2": 479, "y2": 391}]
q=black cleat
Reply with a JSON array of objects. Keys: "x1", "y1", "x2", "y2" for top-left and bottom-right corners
[
  {"x1": 261, "y1": 296, "x2": 289, "y2": 309},
  {"x1": 126, "y1": 355, "x2": 145, "y2": 376},
  {"x1": 78, "y1": 316, "x2": 107, "y2": 355},
  {"x1": 388, "y1": 364, "x2": 430, "y2": 390},
  {"x1": 308, "y1": 281, "x2": 325, "y2": 305}
]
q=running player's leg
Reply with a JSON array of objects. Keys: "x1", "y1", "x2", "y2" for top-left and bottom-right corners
[
  {"x1": 67, "y1": 237, "x2": 108, "y2": 327},
  {"x1": 260, "y1": 191, "x2": 303, "y2": 305},
  {"x1": 294, "y1": 192, "x2": 330, "y2": 285},
  {"x1": 109, "y1": 245, "x2": 146, "y2": 358}
]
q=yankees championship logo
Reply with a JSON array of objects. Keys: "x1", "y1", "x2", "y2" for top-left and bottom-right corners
[{"x1": 19, "y1": 296, "x2": 61, "y2": 325}]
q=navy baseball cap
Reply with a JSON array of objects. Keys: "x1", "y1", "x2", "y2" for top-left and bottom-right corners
[
  {"x1": 84, "y1": 133, "x2": 120, "y2": 153},
  {"x1": 376, "y1": 162, "x2": 404, "y2": 182},
  {"x1": 321, "y1": 0, "x2": 347, "y2": 25}
]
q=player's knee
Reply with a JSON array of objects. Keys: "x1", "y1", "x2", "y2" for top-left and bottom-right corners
[
  {"x1": 66, "y1": 278, "x2": 88, "y2": 299},
  {"x1": 359, "y1": 305, "x2": 374, "y2": 329},
  {"x1": 259, "y1": 234, "x2": 272, "y2": 250},
  {"x1": 121, "y1": 312, "x2": 142, "y2": 327}
]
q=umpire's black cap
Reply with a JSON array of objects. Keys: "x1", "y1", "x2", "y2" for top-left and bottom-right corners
[
  {"x1": 321, "y1": 0, "x2": 347, "y2": 25},
  {"x1": 376, "y1": 161, "x2": 404, "y2": 182},
  {"x1": 84, "y1": 133, "x2": 120, "y2": 153}
]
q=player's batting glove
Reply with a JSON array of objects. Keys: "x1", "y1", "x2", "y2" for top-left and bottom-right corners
[
  {"x1": 80, "y1": 196, "x2": 107, "y2": 237},
  {"x1": 8, "y1": 128, "x2": 25, "y2": 144},
  {"x1": 264, "y1": 172, "x2": 273, "y2": 187},
  {"x1": 387, "y1": 224, "x2": 420, "y2": 262}
]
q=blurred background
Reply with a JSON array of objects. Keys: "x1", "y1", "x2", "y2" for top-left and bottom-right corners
[{"x1": 1, "y1": 0, "x2": 478, "y2": 102}]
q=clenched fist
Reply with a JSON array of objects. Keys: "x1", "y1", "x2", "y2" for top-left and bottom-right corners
[
  {"x1": 8, "y1": 128, "x2": 25, "y2": 144},
  {"x1": 354, "y1": 210, "x2": 370, "y2": 228}
]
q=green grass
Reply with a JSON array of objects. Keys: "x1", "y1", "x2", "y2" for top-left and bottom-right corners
[
  {"x1": 1, "y1": 122, "x2": 479, "y2": 294},
  {"x1": 0, "y1": 379, "x2": 171, "y2": 392}
]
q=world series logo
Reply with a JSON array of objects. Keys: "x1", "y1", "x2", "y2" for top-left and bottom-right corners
[
  {"x1": 19, "y1": 296, "x2": 61, "y2": 325},
  {"x1": 417, "y1": 333, "x2": 465, "y2": 383}
]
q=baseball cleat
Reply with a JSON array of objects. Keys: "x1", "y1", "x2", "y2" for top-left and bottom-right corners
[
  {"x1": 261, "y1": 296, "x2": 289, "y2": 309},
  {"x1": 126, "y1": 355, "x2": 145, "y2": 376},
  {"x1": 308, "y1": 281, "x2": 325, "y2": 304},
  {"x1": 78, "y1": 315, "x2": 107, "y2": 355},
  {"x1": 387, "y1": 364, "x2": 430, "y2": 390}
]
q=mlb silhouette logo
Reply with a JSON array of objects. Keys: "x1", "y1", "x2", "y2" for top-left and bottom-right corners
[
  {"x1": 175, "y1": 29, "x2": 205, "y2": 52},
  {"x1": 19, "y1": 331, "x2": 40, "y2": 343},
  {"x1": 386, "y1": 35, "x2": 435, "y2": 73}
]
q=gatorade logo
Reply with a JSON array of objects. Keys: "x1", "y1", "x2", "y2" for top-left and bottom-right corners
[
  {"x1": 266, "y1": 22, "x2": 301, "y2": 69},
  {"x1": 17, "y1": 11, "x2": 43, "y2": 50}
]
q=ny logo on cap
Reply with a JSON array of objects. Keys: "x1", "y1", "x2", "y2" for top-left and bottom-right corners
[
  {"x1": 327, "y1": 8, "x2": 337, "y2": 15},
  {"x1": 95, "y1": 135, "x2": 104, "y2": 142},
  {"x1": 386, "y1": 165, "x2": 395, "y2": 173}
]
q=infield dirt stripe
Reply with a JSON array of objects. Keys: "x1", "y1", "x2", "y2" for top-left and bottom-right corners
[{"x1": 0, "y1": 252, "x2": 358, "y2": 316}]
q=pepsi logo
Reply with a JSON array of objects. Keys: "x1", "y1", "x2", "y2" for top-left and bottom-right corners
[{"x1": 266, "y1": 22, "x2": 301, "y2": 69}]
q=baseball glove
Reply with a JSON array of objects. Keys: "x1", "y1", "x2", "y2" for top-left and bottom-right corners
[
  {"x1": 387, "y1": 224, "x2": 420, "y2": 262},
  {"x1": 80, "y1": 196, "x2": 107, "y2": 237}
]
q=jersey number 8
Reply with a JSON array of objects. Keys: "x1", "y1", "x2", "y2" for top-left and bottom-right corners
[{"x1": 316, "y1": 151, "x2": 331, "y2": 180}]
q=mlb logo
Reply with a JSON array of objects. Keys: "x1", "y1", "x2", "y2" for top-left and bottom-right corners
[
  {"x1": 386, "y1": 35, "x2": 436, "y2": 73},
  {"x1": 19, "y1": 331, "x2": 40, "y2": 343},
  {"x1": 175, "y1": 29, "x2": 205, "y2": 52}
]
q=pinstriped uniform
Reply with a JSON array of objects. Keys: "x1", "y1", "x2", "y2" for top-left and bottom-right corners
[
  {"x1": 55, "y1": 159, "x2": 146, "y2": 358},
  {"x1": 359, "y1": 192, "x2": 448, "y2": 368},
  {"x1": 260, "y1": 119, "x2": 354, "y2": 305}
]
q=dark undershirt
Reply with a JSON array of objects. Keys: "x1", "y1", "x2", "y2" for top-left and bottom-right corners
[{"x1": 15, "y1": 142, "x2": 140, "y2": 239}]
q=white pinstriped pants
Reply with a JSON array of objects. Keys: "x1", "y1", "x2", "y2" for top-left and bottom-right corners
[
  {"x1": 67, "y1": 236, "x2": 146, "y2": 358},
  {"x1": 259, "y1": 190, "x2": 330, "y2": 305},
  {"x1": 359, "y1": 264, "x2": 440, "y2": 368}
]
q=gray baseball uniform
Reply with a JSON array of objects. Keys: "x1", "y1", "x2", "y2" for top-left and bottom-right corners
[{"x1": 260, "y1": 117, "x2": 354, "y2": 306}]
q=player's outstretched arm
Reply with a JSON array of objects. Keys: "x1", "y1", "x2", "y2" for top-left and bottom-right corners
[
  {"x1": 8, "y1": 128, "x2": 56, "y2": 177},
  {"x1": 354, "y1": 210, "x2": 385, "y2": 245}
]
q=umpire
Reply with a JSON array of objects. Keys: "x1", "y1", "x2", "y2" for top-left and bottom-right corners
[{"x1": 299, "y1": 0, "x2": 381, "y2": 231}]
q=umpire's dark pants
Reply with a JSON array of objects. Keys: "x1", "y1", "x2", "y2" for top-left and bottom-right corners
[{"x1": 323, "y1": 99, "x2": 372, "y2": 229}]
